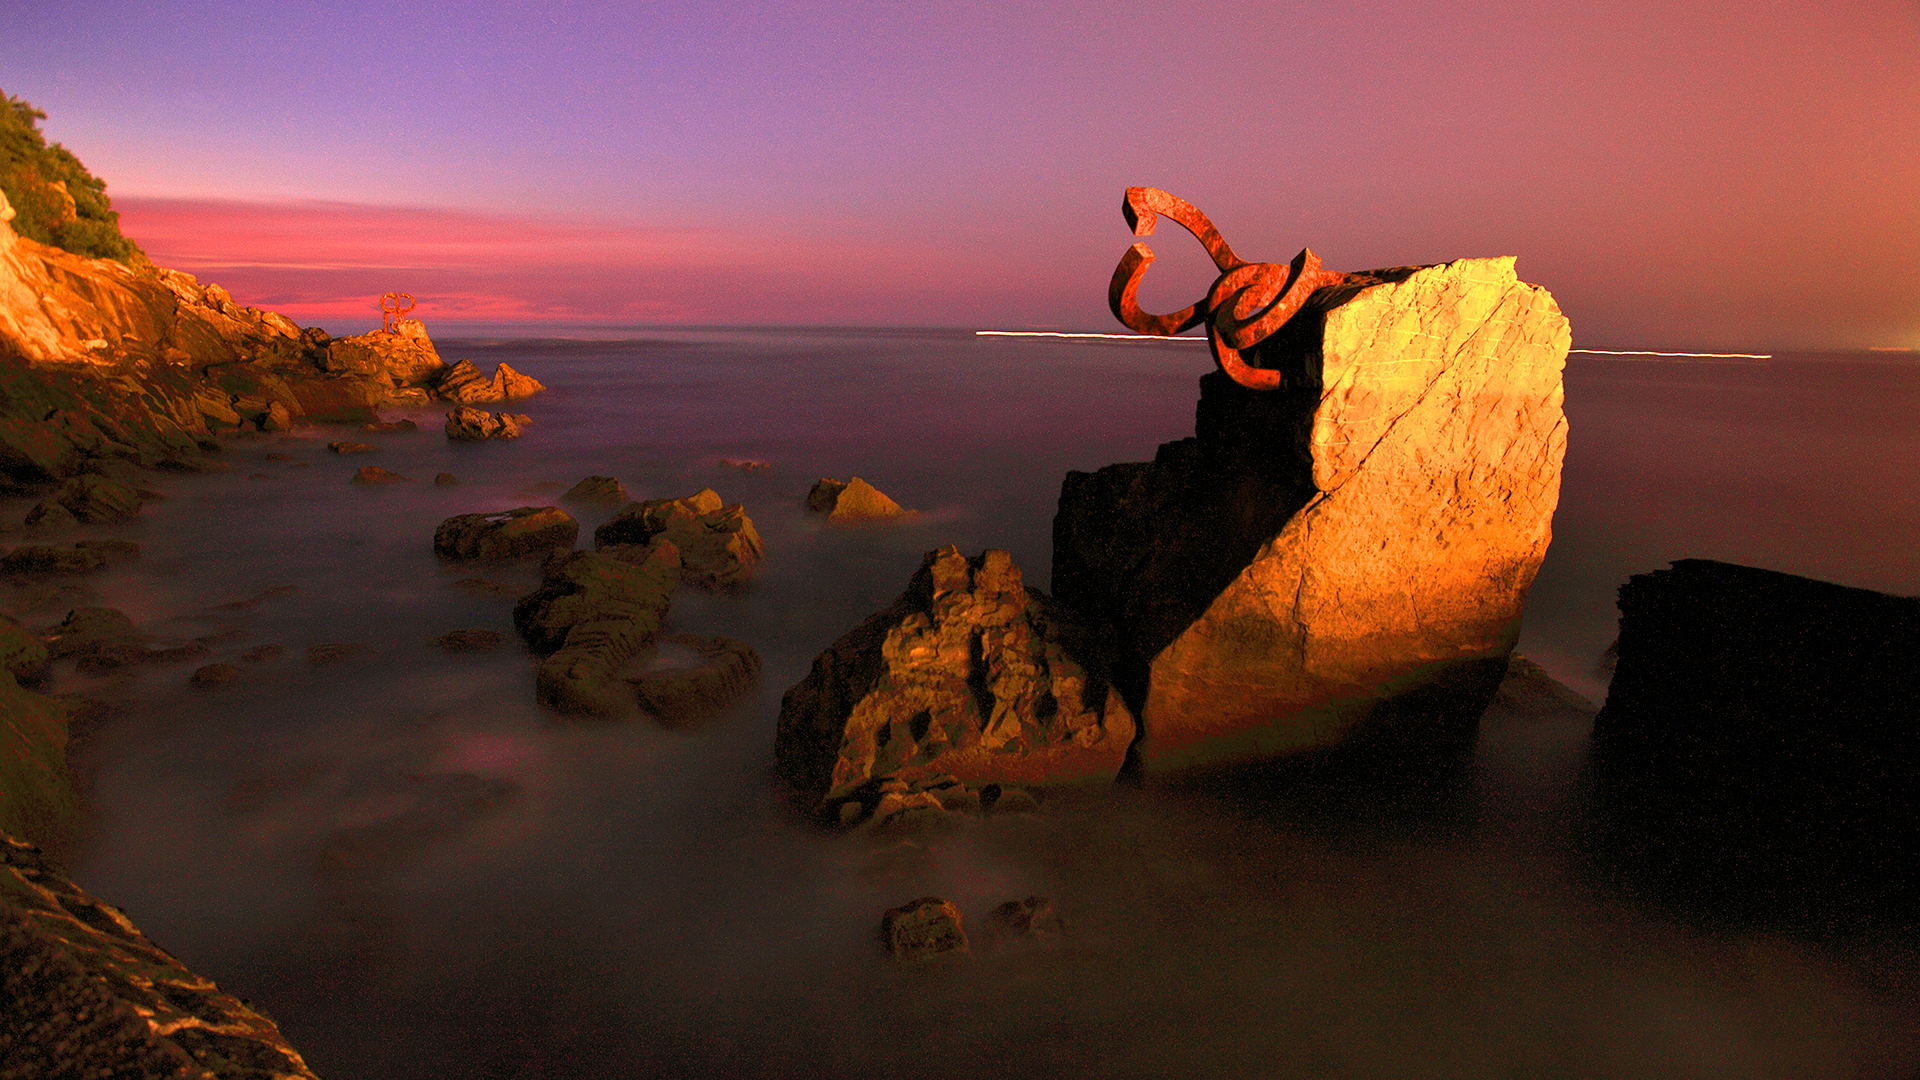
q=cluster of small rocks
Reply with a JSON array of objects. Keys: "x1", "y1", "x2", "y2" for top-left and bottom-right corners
[{"x1": 832, "y1": 772, "x2": 1044, "y2": 832}]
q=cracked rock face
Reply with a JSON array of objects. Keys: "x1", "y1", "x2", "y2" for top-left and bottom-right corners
[
  {"x1": 1054, "y1": 256, "x2": 1569, "y2": 777},
  {"x1": 774, "y1": 545, "x2": 1135, "y2": 815}
]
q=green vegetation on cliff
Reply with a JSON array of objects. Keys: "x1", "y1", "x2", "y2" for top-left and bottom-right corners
[{"x1": 1, "y1": 89, "x2": 146, "y2": 265}]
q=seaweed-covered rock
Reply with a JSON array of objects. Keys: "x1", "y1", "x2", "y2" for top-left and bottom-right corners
[
  {"x1": 433, "y1": 506, "x2": 578, "y2": 561},
  {"x1": 445, "y1": 406, "x2": 528, "y2": 442},
  {"x1": 774, "y1": 546, "x2": 1135, "y2": 817},
  {"x1": 594, "y1": 488, "x2": 763, "y2": 590},
  {"x1": 512, "y1": 543, "x2": 682, "y2": 716},
  {"x1": 807, "y1": 476, "x2": 917, "y2": 522}
]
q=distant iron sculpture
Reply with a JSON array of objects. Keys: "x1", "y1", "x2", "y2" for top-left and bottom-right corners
[
  {"x1": 1109, "y1": 187, "x2": 1346, "y2": 390},
  {"x1": 381, "y1": 291, "x2": 415, "y2": 334}
]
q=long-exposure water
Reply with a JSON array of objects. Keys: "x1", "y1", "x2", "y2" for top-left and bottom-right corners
[{"x1": 18, "y1": 330, "x2": 1919, "y2": 1078}]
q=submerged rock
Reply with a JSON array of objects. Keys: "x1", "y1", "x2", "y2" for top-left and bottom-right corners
[
  {"x1": 352, "y1": 465, "x2": 409, "y2": 485},
  {"x1": 445, "y1": 406, "x2": 528, "y2": 442},
  {"x1": 1052, "y1": 257, "x2": 1568, "y2": 778},
  {"x1": 807, "y1": 476, "x2": 917, "y2": 522},
  {"x1": 627, "y1": 632, "x2": 762, "y2": 726},
  {"x1": 433, "y1": 506, "x2": 578, "y2": 561},
  {"x1": 594, "y1": 488, "x2": 763, "y2": 590},
  {"x1": 774, "y1": 546, "x2": 1135, "y2": 818},
  {"x1": 512, "y1": 542, "x2": 682, "y2": 716}
]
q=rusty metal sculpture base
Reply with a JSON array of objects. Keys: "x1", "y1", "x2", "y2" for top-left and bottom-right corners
[{"x1": 1108, "y1": 187, "x2": 1346, "y2": 390}]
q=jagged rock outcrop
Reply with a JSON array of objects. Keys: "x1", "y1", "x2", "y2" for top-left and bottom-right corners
[
  {"x1": 433, "y1": 358, "x2": 545, "y2": 404},
  {"x1": 445, "y1": 405, "x2": 528, "y2": 442},
  {"x1": 775, "y1": 546, "x2": 1136, "y2": 818},
  {"x1": 1053, "y1": 257, "x2": 1568, "y2": 777},
  {"x1": 324, "y1": 318, "x2": 445, "y2": 396},
  {"x1": 513, "y1": 543, "x2": 681, "y2": 716},
  {"x1": 807, "y1": 476, "x2": 917, "y2": 521},
  {"x1": 433, "y1": 506, "x2": 578, "y2": 561},
  {"x1": 594, "y1": 488, "x2": 764, "y2": 590},
  {"x1": 0, "y1": 831, "x2": 320, "y2": 1078},
  {"x1": 1588, "y1": 560, "x2": 1920, "y2": 921}
]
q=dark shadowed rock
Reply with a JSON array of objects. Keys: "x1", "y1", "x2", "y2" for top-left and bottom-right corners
[
  {"x1": 563, "y1": 475, "x2": 630, "y2": 506},
  {"x1": 512, "y1": 542, "x2": 682, "y2": 716},
  {"x1": 774, "y1": 546, "x2": 1135, "y2": 819},
  {"x1": 1588, "y1": 560, "x2": 1920, "y2": 926},
  {"x1": 327, "y1": 440, "x2": 377, "y2": 454},
  {"x1": 594, "y1": 488, "x2": 763, "y2": 590},
  {"x1": 433, "y1": 506, "x2": 578, "y2": 561},
  {"x1": 626, "y1": 633, "x2": 761, "y2": 726},
  {"x1": 881, "y1": 896, "x2": 968, "y2": 960},
  {"x1": 363, "y1": 417, "x2": 419, "y2": 433},
  {"x1": 1052, "y1": 257, "x2": 1567, "y2": 779},
  {"x1": 306, "y1": 642, "x2": 356, "y2": 664},
  {"x1": 0, "y1": 677, "x2": 76, "y2": 844},
  {"x1": 435, "y1": 472, "x2": 460, "y2": 486},
  {"x1": 50, "y1": 474, "x2": 143, "y2": 523},
  {"x1": 0, "y1": 617, "x2": 50, "y2": 683}
]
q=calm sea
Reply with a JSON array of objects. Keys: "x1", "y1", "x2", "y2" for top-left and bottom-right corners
[{"x1": 31, "y1": 329, "x2": 1920, "y2": 1078}]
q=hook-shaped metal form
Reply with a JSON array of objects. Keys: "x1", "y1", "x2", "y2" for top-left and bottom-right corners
[
  {"x1": 381, "y1": 291, "x2": 416, "y2": 335},
  {"x1": 1108, "y1": 187, "x2": 1346, "y2": 390}
]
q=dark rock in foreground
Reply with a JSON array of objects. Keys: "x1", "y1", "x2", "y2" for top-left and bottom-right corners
[
  {"x1": 775, "y1": 546, "x2": 1135, "y2": 818},
  {"x1": 1, "y1": 539, "x2": 139, "y2": 575},
  {"x1": 0, "y1": 831, "x2": 321, "y2": 1078},
  {"x1": 1588, "y1": 559, "x2": 1920, "y2": 925},
  {"x1": 434, "y1": 506, "x2": 578, "y2": 561}
]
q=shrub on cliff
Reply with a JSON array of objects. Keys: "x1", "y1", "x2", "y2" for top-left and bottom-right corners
[{"x1": 0, "y1": 90, "x2": 146, "y2": 264}]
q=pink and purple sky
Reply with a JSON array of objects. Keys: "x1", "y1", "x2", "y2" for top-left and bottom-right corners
[{"x1": 5, "y1": 0, "x2": 1917, "y2": 346}]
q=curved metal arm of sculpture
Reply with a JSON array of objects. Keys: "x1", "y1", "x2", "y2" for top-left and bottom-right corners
[
  {"x1": 381, "y1": 291, "x2": 416, "y2": 335},
  {"x1": 1109, "y1": 187, "x2": 1347, "y2": 390}
]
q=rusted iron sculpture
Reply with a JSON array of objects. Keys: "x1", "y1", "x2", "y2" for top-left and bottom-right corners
[
  {"x1": 381, "y1": 291, "x2": 415, "y2": 334},
  {"x1": 1109, "y1": 187, "x2": 1345, "y2": 390}
]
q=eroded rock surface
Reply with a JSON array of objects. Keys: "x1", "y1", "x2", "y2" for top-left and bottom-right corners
[
  {"x1": 627, "y1": 632, "x2": 761, "y2": 726},
  {"x1": 775, "y1": 546, "x2": 1135, "y2": 818},
  {"x1": 594, "y1": 488, "x2": 763, "y2": 590},
  {"x1": 0, "y1": 831, "x2": 321, "y2": 1079},
  {"x1": 1053, "y1": 256, "x2": 1568, "y2": 777},
  {"x1": 513, "y1": 543, "x2": 682, "y2": 716}
]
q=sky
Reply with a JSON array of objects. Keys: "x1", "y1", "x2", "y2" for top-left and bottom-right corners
[{"x1": 3, "y1": 0, "x2": 1918, "y2": 347}]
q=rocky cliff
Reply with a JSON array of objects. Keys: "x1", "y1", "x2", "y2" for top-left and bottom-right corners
[{"x1": 1054, "y1": 256, "x2": 1569, "y2": 777}]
